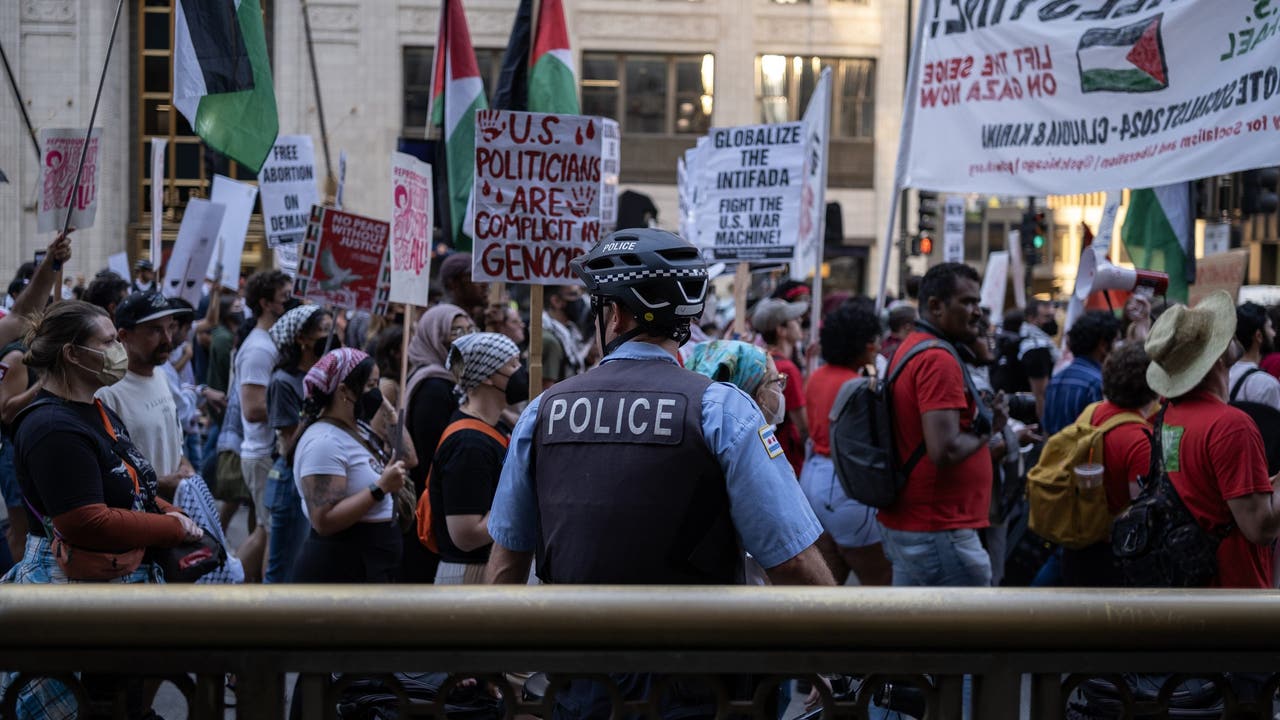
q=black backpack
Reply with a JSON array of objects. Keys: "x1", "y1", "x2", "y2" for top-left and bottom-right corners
[
  {"x1": 1111, "y1": 407, "x2": 1232, "y2": 588},
  {"x1": 829, "y1": 332, "x2": 988, "y2": 508},
  {"x1": 1228, "y1": 367, "x2": 1280, "y2": 475}
]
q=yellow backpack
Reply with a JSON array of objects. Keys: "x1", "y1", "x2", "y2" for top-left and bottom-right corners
[{"x1": 1027, "y1": 402, "x2": 1146, "y2": 549}]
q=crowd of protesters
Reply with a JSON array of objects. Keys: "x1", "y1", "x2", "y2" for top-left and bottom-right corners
[{"x1": 2, "y1": 228, "x2": 1280, "y2": 718}]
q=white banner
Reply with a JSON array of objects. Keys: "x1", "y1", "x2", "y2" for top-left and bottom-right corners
[
  {"x1": 980, "y1": 250, "x2": 1009, "y2": 315},
  {"x1": 150, "y1": 138, "x2": 167, "y2": 266},
  {"x1": 793, "y1": 68, "x2": 832, "y2": 282},
  {"x1": 902, "y1": 3, "x2": 1280, "y2": 194},
  {"x1": 693, "y1": 123, "x2": 805, "y2": 261},
  {"x1": 107, "y1": 251, "x2": 130, "y2": 281},
  {"x1": 943, "y1": 195, "x2": 966, "y2": 262},
  {"x1": 207, "y1": 175, "x2": 258, "y2": 289},
  {"x1": 163, "y1": 199, "x2": 225, "y2": 306},
  {"x1": 259, "y1": 135, "x2": 319, "y2": 248},
  {"x1": 36, "y1": 128, "x2": 101, "y2": 233},
  {"x1": 471, "y1": 110, "x2": 618, "y2": 285},
  {"x1": 389, "y1": 152, "x2": 434, "y2": 307}
]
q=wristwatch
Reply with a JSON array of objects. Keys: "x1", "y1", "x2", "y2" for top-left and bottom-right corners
[{"x1": 368, "y1": 483, "x2": 386, "y2": 501}]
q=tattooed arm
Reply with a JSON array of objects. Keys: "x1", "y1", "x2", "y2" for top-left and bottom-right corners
[{"x1": 300, "y1": 459, "x2": 408, "y2": 536}]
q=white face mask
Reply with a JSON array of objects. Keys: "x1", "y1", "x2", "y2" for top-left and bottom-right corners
[{"x1": 760, "y1": 387, "x2": 786, "y2": 425}]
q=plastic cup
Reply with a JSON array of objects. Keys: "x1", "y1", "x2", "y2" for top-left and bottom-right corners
[{"x1": 1074, "y1": 463, "x2": 1105, "y2": 489}]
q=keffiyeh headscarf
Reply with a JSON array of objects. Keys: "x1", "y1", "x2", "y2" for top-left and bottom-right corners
[
  {"x1": 685, "y1": 340, "x2": 770, "y2": 396},
  {"x1": 447, "y1": 332, "x2": 519, "y2": 400},
  {"x1": 269, "y1": 304, "x2": 322, "y2": 351},
  {"x1": 304, "y1": 348, "x2": 370, "y2": 399}
]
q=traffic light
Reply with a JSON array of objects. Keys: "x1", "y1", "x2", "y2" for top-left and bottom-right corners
[
  {"x1": 1020, "y1": 210, "x2": 1046, "y2": 266},
  {"x1": 917, "y1": 190, "x2": 938, "y2": 235},
  {"x1": 1241, "y1": 167, "x2": 1279, "y2": 215},
  {"x1": 908, "y1": 233, "x2": 934, "y2": 256}
]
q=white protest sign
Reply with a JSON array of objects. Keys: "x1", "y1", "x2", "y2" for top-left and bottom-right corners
[
  {"x1": 150, "y1": 138, "x2": 166, "y2": 265},
  {"x1": 107, "y1": 252, "x2": 130, "y2": 281},
  {"x1": 943, "y1": 195, "x2": 966, "y2": 262},
  {"x1": 793, "y1": 68, "x2": 832, "y2": 281},
  {"x1": 1204, "y1": 221, "x2": 1230, "y2": 257},
  {"x1": 36, "y1": 128, "x2": 102, "y2": 233},
  {"x1": 207, "y1": 175, "x2": 258, "y2": 288},
  {"x1": 163, "y1": 199, "x2": 225, "y2": 306},
  {"x1": 980, "y1": 250, "x2": 1009, "y2": 314},
  {"x1": 274, "y1": 244, "x2": 299, "y2": 277},
  {"x1": 693, "y1": 123, "x2": 805, "y2": 262},
  {"x1": 259, "y1": 135, "x2": 319, "y2": 248},
  {"x1": 600, "y1": 122, "x2": 620, "y2": 233},
  {"x1": 389, "y1": 152, "x2": 434, "y2": 306},
  {"x1": 1092, "y1": 190, "x2": 1123, "y2": 258},
  {"x1": 471, "y1": 110, "x2": 619, "y2": 284},
  {"x1": 1007, "y1": 229, "x2": 1026, "y2": 309},
  {"x1": 902, "y1": 4, "x2": 1280, "y2": 194}
]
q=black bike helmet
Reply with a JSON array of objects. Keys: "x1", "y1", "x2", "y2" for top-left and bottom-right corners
[{"x1": 571, "y1": 229, "x2": 709, "y2": 351}]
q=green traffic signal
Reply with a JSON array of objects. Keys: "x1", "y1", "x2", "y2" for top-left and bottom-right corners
[{"x1": 1033, "y1": 234, "x2": 1045, "y2": 249}]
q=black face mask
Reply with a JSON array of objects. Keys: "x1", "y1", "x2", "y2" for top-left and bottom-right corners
[
  {"x1": 1041, "y1": 319, "x2": 1059, "y2": 337},
  {"x1": 503, "y1": 366, "x2": 529, "y2": 405},
  {"x1": 565, "y1": 297, "x2": 589, "y2": 325},
  {"x1": 226, "y1": 312, "x2": 245, "y2": 328},
  {"x1": 355, "y1": 386, "x2": 383, "y2": 422}
]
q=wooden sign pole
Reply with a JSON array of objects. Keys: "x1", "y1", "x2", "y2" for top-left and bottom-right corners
[{"x1": 528, "y1": 286, "x2": 544, "y2": 402}]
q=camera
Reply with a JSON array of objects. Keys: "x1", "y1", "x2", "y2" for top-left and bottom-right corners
[{"x1": 1006, "y1": 392, "x2": 1039, "y2": 424}]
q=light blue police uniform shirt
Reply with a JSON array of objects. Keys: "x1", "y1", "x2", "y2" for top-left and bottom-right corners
[{"x1": 488, "y1": 340, "x2": 823, "y2": 570}]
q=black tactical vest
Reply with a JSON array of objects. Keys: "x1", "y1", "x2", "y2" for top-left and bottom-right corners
[{"x1": 531, "y1": 358, "x2": 739, "y2": 584}]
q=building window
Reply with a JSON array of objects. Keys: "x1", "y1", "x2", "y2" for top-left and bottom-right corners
[
  {"x1": 756, "y1": 56, "x2": 875, "y2": 139},
  {"x1": 131, "y1": 0, "x2": 267, "y2": 264},
  {"x1": 581, "y1": 52, "x2": 714, "y2": 135},
  {"x1": 402, "y1": 46, "x2": 506, "y2": 136}
]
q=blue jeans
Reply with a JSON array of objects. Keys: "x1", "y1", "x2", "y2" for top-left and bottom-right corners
[
  {"x1": 264, "y1": 457, "x2": 308, "y2": 583},
  {"x1": 200, "y1": 420, "x2": 221, "y2": 481},
  {"x1": 0, "y1": 441, "x2": 21, "y2": 509},
  {"x1": 878, "y1": 525, "x2": 992, "y2": 587}
]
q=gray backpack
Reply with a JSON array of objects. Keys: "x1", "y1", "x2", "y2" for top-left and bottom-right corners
[{"x1": 828, "y1": 338, "x2": 981, "y2": 508}]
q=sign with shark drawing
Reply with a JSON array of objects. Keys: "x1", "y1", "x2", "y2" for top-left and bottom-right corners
[{"x1": 293, "y1": 205, "x2": 392, "y2": 315}]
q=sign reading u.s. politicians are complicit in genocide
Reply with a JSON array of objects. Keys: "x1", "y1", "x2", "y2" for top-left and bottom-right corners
[
  {"x1": 692, "y1": 123, "x2": 805, "y2": 262},
  {"x1": 902, "y1": 1, "x2": 1280, "y2": 195},
  {"x1": 471, "y1": 110, "x2": 620, "y2": 285}
]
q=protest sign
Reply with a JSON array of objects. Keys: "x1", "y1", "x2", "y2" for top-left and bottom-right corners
[
  {"x1": 793, "y1": 67, "x2": 832, "y2": 283},
  {"x1": 207, "y1": 175, "x2": 258, "y2": 288},
  {"x1": 259, "y1": 135, "x2": 319, "y2": 248},
  {"x1": 1203, "y1": 221, "x2": 1230, "y2": 257},
  {"x1": 471, "y1": 109, "x2": 619, "y2": 284},
  {"x1": 150, "y1": 138, "x2": 166, "y2": 265},
  {"x1": 108, "y1": 252, "x2": 130, "y2": 281},
  {"x1": 389, "y1": 152, "x2": 434, "y2": 306},
  {"x1": 692, "y1": 122, "x2": 805, "y2": 261},
  {"x1": 600, "y1": 121, "x2": 620, "y2": 232},
  {"x1": 274, "y1": 244, "x2": 299, "y2": 277},
  {"x1": 901, "y1": 4, "x2": 1280, "y2": 195},
  {"x1": 943, "y1": 196, "x2": 966, "y2": 262},
  {"x1": 293, "y1": 206, "x2": 391, "y2": 314},
  {"x1": 36, "y1": 128, "x2": 102, "y2": 233},
  {"x1": 1188, "y1": 249, "x2": 1248, "y2": 307},
  {"x1": 163, "y1": 199, "x2": 225, "y2": 306},
  {"x1": 1008, "y1": 230, "x2": 1026, "y2": 309},
  {"x1": 980, "y1": 250, "x2": 1010, "y2": 313}
]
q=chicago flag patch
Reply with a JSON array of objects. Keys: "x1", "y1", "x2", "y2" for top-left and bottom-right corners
[{"x1": 759, "y1": 425, "x2": 784, "y2": 458}]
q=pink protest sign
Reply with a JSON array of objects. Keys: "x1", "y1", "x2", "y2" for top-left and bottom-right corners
[
  {"x1": 389, "y1": 152, "x2": 434, "y2": 306},
  {"x1": 37, "y1": 128, "x2": 102, "y2": 233}
]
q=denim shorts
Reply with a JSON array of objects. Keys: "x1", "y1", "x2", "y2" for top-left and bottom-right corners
[
  {"x1": 798, "y1": 455, "x2": 881, "y2": 549},
  {"x1": 878, "y1": 525, "x2": 992, "y2": 587}
]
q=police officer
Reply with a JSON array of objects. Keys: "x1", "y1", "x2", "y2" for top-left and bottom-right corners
[{"x1": 484, "y1": 229, "x2": 832, "y2": 715}]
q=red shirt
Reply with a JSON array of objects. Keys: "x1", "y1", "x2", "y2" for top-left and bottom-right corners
[
  {"x1": 1164, "y1": 390, "x2": 1274, "y2": 588},
  {"x1": 805, "y1": 364, "x2": 860, "y2": 457},
  {"x1": 877, "y1": 332, "x2": 992, "y2": 532},
  {"x1": 1090, "y1": 401, "x2": 1152, "y2": 515},
  {"x1": 772, "y1": 354, "x2": 806, "y2": 476},
  {"x1": 1261, "y1": 352, "x2": 1280, "y2": 380}
]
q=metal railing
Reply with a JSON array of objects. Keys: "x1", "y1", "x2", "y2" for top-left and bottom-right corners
[{"x1": 2, "y1": 586, "x2": 1280, "y2": 719}]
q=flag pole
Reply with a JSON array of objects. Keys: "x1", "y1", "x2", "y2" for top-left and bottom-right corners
[
  {"x1": 0, "y1": 40, "x2": 40, "y2": 161},
  {"x1": 875, "y1": 0, "x2": 928, "y2": 314},
  {"x1": 300, "y1": 0, "x2": 336, "y2": 198},
  {"x1": 58, "y1": 0, "x2": 125, "y2": 246}
]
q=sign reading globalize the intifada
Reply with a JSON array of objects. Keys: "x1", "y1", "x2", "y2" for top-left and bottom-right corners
[{"x1": 901, "y1": 2, "x2": 1280, "y2": 194}]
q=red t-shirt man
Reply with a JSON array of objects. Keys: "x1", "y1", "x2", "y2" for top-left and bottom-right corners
[
  {"x1": 805, "y1": 364, "x2": 858, "y2": 458},
  {"x1": 772, "y1": 354, "x2": 806, "y2": 476},
  {"x1": 877, "y1": 332, "x2": 992, "y2": 532},
  {"x1": 1163, "y1": 390, "x2": 1274, "y2": 588},
  {"x1": 1090, "y1": 402, "x2": 1153, "y2": 514}
]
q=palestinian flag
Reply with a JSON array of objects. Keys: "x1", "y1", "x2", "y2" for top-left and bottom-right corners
[
  {"x1": 1121, "y1": 183, "x2": 1192, "y2": 303},
  {"x1": 528, "y1": 0, "x2": 579, "y2": 114},
  {"x1": 172, "y1": 0, "x2": 278, "y2": 172},
  {"x1": 429, "y1": 0, "x2": 487, "y2": 250},
  {"x1": 1077, "y1": 14, "x2": 1168, "y2": 93}
]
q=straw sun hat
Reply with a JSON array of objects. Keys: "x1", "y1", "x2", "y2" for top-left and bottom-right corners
[{"x1": 1144, "y1": 290, "x2": 1237, "y2": 399}]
